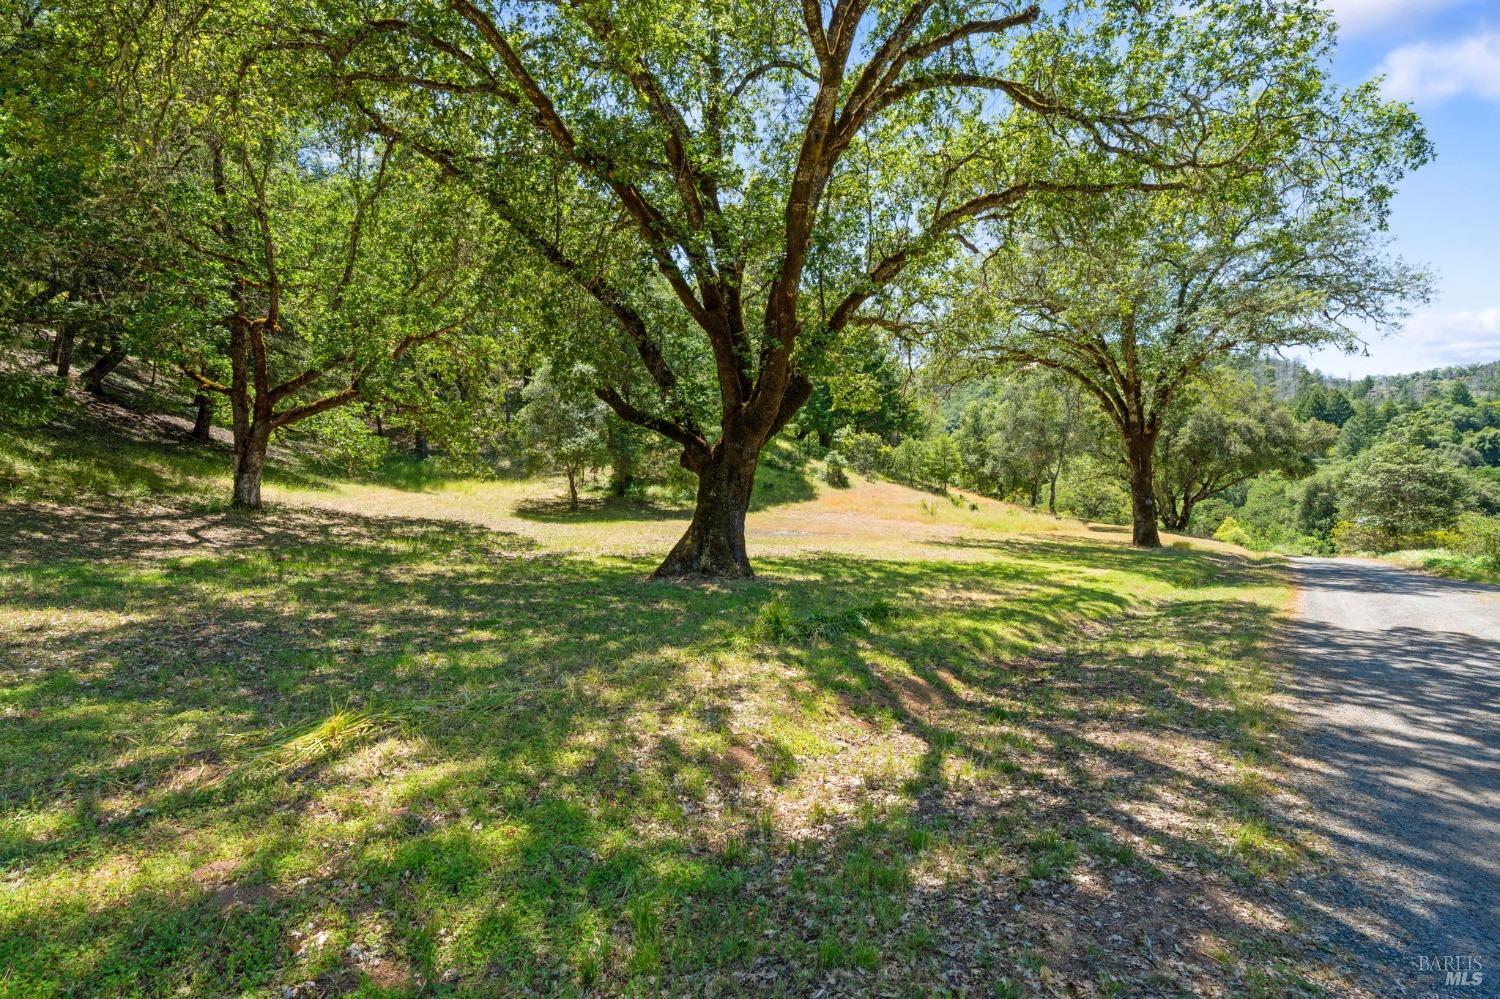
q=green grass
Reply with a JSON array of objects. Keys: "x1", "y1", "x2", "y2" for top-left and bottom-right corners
[
  {"x1": 0, "y1": 406, "x2": 338, "y2": 506},
  {"x1": 0, "y1": 412, "x2": 1329, "y2": 996}
]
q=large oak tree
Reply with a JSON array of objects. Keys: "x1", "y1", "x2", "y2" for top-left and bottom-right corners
[
  {"x1": 960, "y1": 186, "x2": 1431, "y2": 546},
  {"x1": 290, "y1": 0, "x2": 1342, "y2": 576}
]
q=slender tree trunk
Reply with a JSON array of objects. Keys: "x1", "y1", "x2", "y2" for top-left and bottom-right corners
[
  {"x1": 53, "y1": 323, "x2": 76, "y2": 391},
  {"x1": 1126, "y1": 435, "x2": 1161, "y2": 547},
  {"x1": 190, "y1": 394, "x2": 214, "y2": 442},
  {"x1": 231, "y1": 421, "x2": 270, "y2": 510},
  {"x1": 81, "y1": 335, "x2": 126, "y2": 395},
  {"x1": 567, "y1": 466, "x2": 578, "y2": 510},
  {"x1": 1048, "y1": 473, "x2": 1059, "y2": 515},
  {"x1": 654, "y1": 444, "x2": 758, "y2": 579}
]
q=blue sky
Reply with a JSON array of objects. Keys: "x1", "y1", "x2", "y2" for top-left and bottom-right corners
[{"x1": 1290, "y1": 0, "x2": 1500, "y2": 377}]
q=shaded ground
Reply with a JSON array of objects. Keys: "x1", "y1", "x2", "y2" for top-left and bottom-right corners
[
  {"x1": 1284, "y1": 558, "x2": 1500, "y2": 997},
  {"x1": 0, "y1": 498, "x2": 1341, "y2": 997}
]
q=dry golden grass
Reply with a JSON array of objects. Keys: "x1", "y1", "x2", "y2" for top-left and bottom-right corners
[{"x1": 270, "y1": 469, "x2": 1241, "y2": 566}]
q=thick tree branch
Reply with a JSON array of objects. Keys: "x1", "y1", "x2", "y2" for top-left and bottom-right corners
[
  {"x1": 181, "y1": 366, "x2": 231, "y2": 394},
  {"x1": 271, "y1": 385, "x2": 361, "y2": 429},
  {"x1": 596, "y1": 386, "x2": 707, "y2": 453}
]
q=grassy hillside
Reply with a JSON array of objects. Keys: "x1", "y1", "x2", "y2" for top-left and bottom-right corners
[{"x1": 0, "y1": 406, "x2": 1338, "y2": 997}]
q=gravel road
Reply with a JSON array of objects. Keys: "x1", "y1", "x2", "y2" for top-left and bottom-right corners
[{"x1": 1287, "y1": 557, "x2": 1500, "y2": 997}]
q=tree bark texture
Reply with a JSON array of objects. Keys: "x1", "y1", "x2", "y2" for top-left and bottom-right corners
[
  {"x1": 1126, "y1": 436, "x2": 1162, "y2": 547},
  {"x1": 231, "y1": 422, "x2": 270, "y2": 510},
  {"x1": 52, "y1": 323, "x2": 76, "y2": 390},
  {"x1": 653, "y1": 445, "x2": 759, "y2": 579},
  {"x1": 190, "y1": 394, "x2": 215, "y2": 442}
]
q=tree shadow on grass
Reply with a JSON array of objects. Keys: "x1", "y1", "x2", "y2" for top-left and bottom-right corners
[
  {"x1": 511, "y1": 494, "x2": 690, "y2": 524},
  {"x1": 0, "y1": 502, "x2": 1332, "y2": 996},
  {"x1": 341, "y1": 454, "x2": 539, "y2": 494},
  {"x1": 747, "y1": 461, "x2": 818, "y2": 511}
]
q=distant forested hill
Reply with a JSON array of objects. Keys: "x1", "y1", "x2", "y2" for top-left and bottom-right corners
[{"x1": 1237, "y1": 355, "x2": 1500, "y2": 403}]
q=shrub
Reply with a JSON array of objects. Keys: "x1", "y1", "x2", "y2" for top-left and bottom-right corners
[
  {"x1": 1337, "y1": 440, "x2": 1471, "y2": 552},
  {"x1": 889, "y1": 437, "x2": 926, "y2": 484},
  {"x1": 0, "y1": 370, "x2": 68, "y2": 429},
  {"x1": 830, "y1": 427, "x2": 887, "y2": 475},
  {"x1": 822, "y1": 451, "x2": 849, "y2": 488},
  {"x1": 1454, "y1": 513, "x2": 1500, "y2": 565},
  {"x1": 923, "y1": 434, "x2": 962, "y2": 488},
  {"x1": 1331, "y1": 518, "x2": 1400, "y2": 555},
  {"x1": 296, "y1": 407, "x2": 390, "y2": 473},
  {"x1": 1191, "y1": 496, "x2": 1236, "y2": 537},
  {"x1": 791, "y1": 431, "x2": 827, "y2": 462},
  {"x1": 1213, "y1": 516, "x2": 1257, "y2": 549},
  {"x1": 1057, "y1": 463, "x2": 1130, "y2": 524}
]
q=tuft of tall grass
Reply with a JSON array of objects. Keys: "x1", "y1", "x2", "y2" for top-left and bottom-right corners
[{"x1": 232, "y1": 707, "x2": 402, "y2": 783}]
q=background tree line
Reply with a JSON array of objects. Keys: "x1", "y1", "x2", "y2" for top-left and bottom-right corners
[{"x1": 806, "y1": 354, "x2": 1499, "y2": 575}]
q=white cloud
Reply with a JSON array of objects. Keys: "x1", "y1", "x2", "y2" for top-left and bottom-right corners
[
  {"x1": 1325, "y1": 0, "x2": 1461, "y2": 34},
  {"x1": 1396, "y1": 307, "x2": 1500, "y2": 363},
  {"x1": 1378, "y1": 32, "x2": 1500, "y2": 103},
  {"x1": 1297, "y1": 308, "x2": 1500, "y2": 377}
]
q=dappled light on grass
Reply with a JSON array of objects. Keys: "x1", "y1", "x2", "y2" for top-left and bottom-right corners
[{"x1": 0, "y1": 499, "x2": 1330, "y2": 996}]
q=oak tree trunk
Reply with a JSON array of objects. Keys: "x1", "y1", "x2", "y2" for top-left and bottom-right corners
[
  {"x1": 82, "y1": 336, "x2": 126, "y2": 395},
  {"x1": 654, "y1": 445, "x2": 758, "y2": 579},
  {"x1": 566, "y1": 466, "x2": 578, "y2": 510},
  {"x1": 231, "y1": 423, "x2": 270, "y2": 510},
  {"x1": 1126, "y1": 436, "x2": 1162, "y2": 548},
  {"x1": 190, "y1": 394, "x2": 215, "y2": 442}
]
